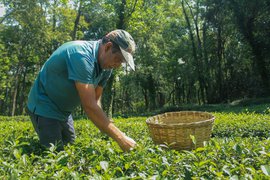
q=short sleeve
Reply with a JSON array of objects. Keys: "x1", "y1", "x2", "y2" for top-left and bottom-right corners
[
  {"x1": 66, "y1": 52, "x2": 95, "y2": 84},
  {"x1": 98, "y1": 70, "x2": 112, "y2": 87}
]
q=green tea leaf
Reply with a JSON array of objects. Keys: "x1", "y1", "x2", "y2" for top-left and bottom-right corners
[
  {"x1": 190, "y1": 135, "x2": 196, "y2": 145},
  {"x1": 261, "y1": 165, "x2": 270, "y2": 176},
  {"x1": 233, "y1": 144, "x2": 242, "y2": 154},
  {"x1": 13, "y1": 149, "x2": 21, "y2": 159},
  {"x1": 100, "y1": 161, "x2": 109, "y2": 172},
  {"x1": 124, "y1": 163, "x2": 130, "y2": 170},
  {"x1": 199, "y1": 160, "x2": 210, "y2": 167},
  {"x1": 230, "y1": 175, "x2": 239, "y2": 180}
]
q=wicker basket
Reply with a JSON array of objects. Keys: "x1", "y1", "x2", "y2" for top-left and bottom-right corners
[{"x1": 146, "y1": 111, "x2": 215, "y2": 150}]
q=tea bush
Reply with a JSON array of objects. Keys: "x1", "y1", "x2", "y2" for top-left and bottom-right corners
[
  {"x1": 0, "y1": 113, "x2": 270, "y2": 179},
  {"x1": 213, "y1": 112, "x2": 270, "y2": 138}
]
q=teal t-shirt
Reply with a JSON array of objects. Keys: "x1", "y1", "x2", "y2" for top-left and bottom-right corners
[{"x1": 27, "y1": 40, "x2": 112, "y2": 121}]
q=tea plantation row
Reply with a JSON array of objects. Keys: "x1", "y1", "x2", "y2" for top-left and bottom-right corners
[{"x1": 0, "y1": 112, "x2": 270, "y2": 179}]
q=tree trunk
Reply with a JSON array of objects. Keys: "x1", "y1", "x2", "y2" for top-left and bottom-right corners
[
  {"x1": 182, "y1": 0, "x2": 202, "y2": 104},
  {"x1": 202, "y1": 22, "x2": 210, "y2": 103},
  {"x1": 142, "y1": 88, "x2": 148, "y2": 110},
  {"x1": 52, "y1": 0, "x2": 57, "y2": 32},
  {"x1": 11, "y1": 66, "x2": 21, "y2": 116},
  {"x1": 186, "y1": 1, "x2": 206, "y2": 103},
  {"x1": 148, "y1": 74, "x2": 156, "y2": 110},
  {"x1": 18, "y1": 67, "x2": 28, "y2": 114},
  {"x1": 0, "y1": 99, "x2": 2, "y2": 114},
  {"x1": 117, "y1": 0, "x2": 126, "y2": 29},
  {"x1": 108, "y1": 83, "x2": 115, "y2": 119},
  {"x1": 1, "y1": 87, "x2": 10, "y2": 115},
  {"x1": 217, "y1": 25, "x2": 224, "y2": 102},
  {"x1": 185, "y1": 0, "x2": 206, "y2": 104},
  {"x1": 103, "y1": 73, "x2": 115, "y2": 119},
  {"x1": 229, "y1": 0, "x2": 270, "y2": 94},
  {"x1": 72, "y1": 0, "x2": 82, "y2": 40}
]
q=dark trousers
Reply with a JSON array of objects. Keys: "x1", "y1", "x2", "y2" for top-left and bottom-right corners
[{"x1": 28, "y1": 110, "x2": 76, "y2": 149}]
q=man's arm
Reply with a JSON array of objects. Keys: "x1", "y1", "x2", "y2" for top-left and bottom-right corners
[
  {"x1": 95, "y1": 86, "x2": 103, "y2": 108},
  {"x1": 95, "y1": 86, "x2": 114, "y2": 122},
  {"x1": 75, "y1": 82, "x2": 136, "y2": 151}
]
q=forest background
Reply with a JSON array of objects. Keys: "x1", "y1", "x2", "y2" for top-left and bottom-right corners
[{"x1": 0, "y1": 0, "x2": 270, "y2": 117}]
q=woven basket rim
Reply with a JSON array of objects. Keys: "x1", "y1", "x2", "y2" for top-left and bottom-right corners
[{"x1": 146, "y1": 111, "x2": 215, "y2": 127}]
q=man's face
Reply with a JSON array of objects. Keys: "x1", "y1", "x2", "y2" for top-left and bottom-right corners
[{"x1": 99, "y1": 43, "x2": 125, "y2": 70}]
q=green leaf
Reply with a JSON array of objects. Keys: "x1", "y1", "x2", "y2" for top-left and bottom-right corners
[
  {"x1": 21, "y1": 154, "x2": 28, "y2": 166},
  {"x1": 233, "y1": 144, "x2": 242, "y2": 154},
  {"x1": 222, "y1": 165, "x2": 230, "y2": 176},
  {"x1": 195, "y1": 147, "x2": 205, "y2": 152},
  {"x1": 13, "y1": 149, "x2": 21, "y2": 159},
  {"x1": 124, "y1": 163, "x2": 130, "y2": 170},
  {"x1": 261, "y1": 165, "x2": 270, "y2": 176},
  {"x1": 190, "y1": 135, "x2": 196, "y2": 145},
  {"x1": 230, "y1": 175, "x2": 239, "y2": 180},
  {"x1": 199, "y1": 160, "x2": 210, "y2": 167},
  {"x1": 100, "y1": 161, "x2": 109, "y2": 172},
  {"x1": 113, "y1": 167, "x2": 124, "y2": 176},
  {"x1": 162, "y1": 170, "x2": 169, "y2": 176}
]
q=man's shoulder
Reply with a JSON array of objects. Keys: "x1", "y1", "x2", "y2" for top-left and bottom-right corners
[
  {"x1": 62, "y1": 40, "x2": 99, "y2": 57},
  {"x1": 61, "y1": 40, "x2": 96, "y2": 50},
  {"x1": 65, "y1": 40, "x2": 96, "y2": 46}
]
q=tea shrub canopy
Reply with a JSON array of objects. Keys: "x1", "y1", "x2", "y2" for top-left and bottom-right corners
[{"x1": 0, "y1": 113, "x2": 270, "y2": 179}]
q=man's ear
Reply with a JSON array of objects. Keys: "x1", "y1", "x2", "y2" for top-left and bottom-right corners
[{"x1": 104, "y1": 41, "x2": 113, "y2": 52}]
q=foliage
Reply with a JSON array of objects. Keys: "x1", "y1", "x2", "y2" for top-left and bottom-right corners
[
  {"x1": 0, "y1": 115, "x2": 30, "y2": 121},
  {"x1": 0, "y1": 42, "x2": 11, "y2": 100},
  {"x1": 0, "y1": 0, "x2": 270, "y2": 116},
  {"x1": 213, "y1": 112, "x2": 270, "y2": 138},
  {"x1": 0, "y1": 113, "x2": 270, "y2": 178}
]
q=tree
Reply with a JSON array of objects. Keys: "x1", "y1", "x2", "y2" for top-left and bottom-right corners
[{"x1": 228, "y1": 0, "x2": 270, "y2": 95}]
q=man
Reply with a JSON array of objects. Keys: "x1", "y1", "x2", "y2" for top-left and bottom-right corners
[{"x1": 27, "y1": 29, "x2": 136, "y2": 151}]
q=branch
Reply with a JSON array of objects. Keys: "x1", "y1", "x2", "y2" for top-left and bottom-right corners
[
  {"x1": 127, "y1": 0, "x2": 138, "y2": 18},
  {"x1": 0, "y1": 10, "x2": 13, "y2": 24}
]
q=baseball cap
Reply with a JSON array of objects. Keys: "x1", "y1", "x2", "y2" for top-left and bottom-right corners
[{"x1": 106, "y1": 29, "x2": 136, "y2": 70}]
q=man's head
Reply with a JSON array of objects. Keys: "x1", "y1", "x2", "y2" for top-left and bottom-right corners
[{"x1": 98, "y1": 29, "x2": 136, "y2": 70}]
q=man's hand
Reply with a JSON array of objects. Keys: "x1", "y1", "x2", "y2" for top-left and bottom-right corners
[
  {"x1": 118, "y1": 135, "x2": 137, "y2": 152},
  {"x1": 75, "y1": 82, "x2": 136, "y2": 152}
]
